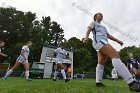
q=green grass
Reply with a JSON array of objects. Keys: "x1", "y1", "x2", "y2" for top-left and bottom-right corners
[{"x1": 0, "y1": 77, "x2": 138, "y2": 93}]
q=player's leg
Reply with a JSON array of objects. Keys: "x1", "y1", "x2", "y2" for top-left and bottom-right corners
[
  {"x1": 2, "y1": 60, "x2": 21, "y2": 80},
  {"x1": 96, "y1": 51, "x2": 108, "y2": 87},
  {"x1": 68, "y1": 72, "x2": 71, "y2": 79},
  {"x1": 100, "y1": 44, "x2": 140, "y2": 92},
  {"x1": 132, "y1": 69, "x2": 140, "y2": 81},
  {"x1": 23, "y1": 62, "x2": 32, "y2": 81},
  {"x1": 133, "y1": 69, "x2": 140, "y2": 76},
  {"x1": 53, "y1": 64, "x2": 59, "y2": 81},
  {"x1": 58, "y1": 64, "x2": 66, "y2": 79},
  {"x1": 59, "y1": 64, "x2": 70, "y2": 82}
]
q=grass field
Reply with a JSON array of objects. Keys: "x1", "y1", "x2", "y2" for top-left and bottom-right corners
[{"x1": 0, "y1": 77, "x2": 138, "y2": 93}]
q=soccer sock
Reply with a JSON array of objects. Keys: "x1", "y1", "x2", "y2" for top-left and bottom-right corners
[
  {"x1": 54, "y1": 71, "x2": 58, "y2": 79},
  {"x1": 112, "y1": 58, "x2": 134, "y2": 84},
  {"x1": 25, "y1": 71, "x2": 29, "y2": 79},
  {"x1": 61, "y1": 69, "x2": 66, "y2": 79},
  {"x1": 5, "y1": 69, "x2": 13, "y2": 77},
  {"x1": 96, "y1": 64, "x2": 104, "y2": 83}
]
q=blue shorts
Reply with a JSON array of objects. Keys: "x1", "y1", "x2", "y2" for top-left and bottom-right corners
[{"x1": 132, "y1": 66, "x2": 139, "y2": 70}]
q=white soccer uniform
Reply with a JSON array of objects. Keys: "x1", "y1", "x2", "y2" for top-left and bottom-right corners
[
  {"x1": 17, "y1": 45, "x2": 30, "y2": 64},
  {"x1": 54, "y1": 48, "x2": 67, "y2": 64},
  {"x1": 89, "y1": 21, "x2": 109, "y2": 51}
]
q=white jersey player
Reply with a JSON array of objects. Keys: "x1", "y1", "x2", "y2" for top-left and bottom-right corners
[
  {"x1": 17, "y1": 45, "x2": 30, "y2": 64},
  {"x1": 89, "y1": 21, "x2": 109, "y2": 51},
  {"x1": 2, "y1": 41, "x2": 32, "y2": 81},
  {"x1": 83, "y1": 12, "x2": 140, "y2": 92},
  {"x1": 55, "y1": 47, "x2": 67, "y2": 64},
  {"x1": 51, "y1": 43, "x2": 70, "y2": 82}
]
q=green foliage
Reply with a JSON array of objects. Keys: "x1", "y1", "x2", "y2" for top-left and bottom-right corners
[{"x1": 66, "y1": 37, "x2": 83, "y2": 49}]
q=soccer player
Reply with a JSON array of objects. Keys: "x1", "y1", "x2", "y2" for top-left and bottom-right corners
[
  {"x1": 127, "y1": 53, "x2": 140, "y2": 81},
  {"x1": 67, "y1": 66, "x2": 72, "y2": 79},
  {"x1": 2, "y1": 41, "x2": 32, "y2": 81},
  {"x1": 83, "y1": 12, "x2": 140, "y2": 92},
  {"x1": 51, "y1": 43, "x2": 70, "y2": 82},
  {"x1": 0, "y1": 41, "x2": 7, "y2": 57}
]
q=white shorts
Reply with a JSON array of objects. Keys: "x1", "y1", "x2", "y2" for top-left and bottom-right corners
[
  {"x1": 17, "y1": 55, "x2": 28, "y2": 64},
  {"x1": 55, "y1": 59, "x2": 64, "y2": 64},
  {"x1": 92, "y1": 39, "x2": 108, "y2": 51}
]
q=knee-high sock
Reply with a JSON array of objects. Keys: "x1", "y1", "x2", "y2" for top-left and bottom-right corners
[
  {"x1": 96, "y1": 64, "x2": 104, "y2": 83},
  {"x1": 4, "y1": 69, "x2": 13, "y2": 77},
  {"x1": 53, "y1": 71, "x2": 58, "y2": 79},
  {"x1": 61, "y1": 69, "x2": 66, "y2": 79},
  {"x1": 112, "y1": 58, "x2": 134, "y2": 84},
  {"x1": 25, "y1": 71, "x2": 29, "y2": 79}
]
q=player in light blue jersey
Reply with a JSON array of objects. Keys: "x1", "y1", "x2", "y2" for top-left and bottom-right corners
[
  {"x1": 83, "y1": 12, "x2": 140, "y2": 92},
  {"x1": 51, "y1": 43, "x2": 70, "y2": 82},
  {"x1": 2, "y1": 41, "x2": 32, "y2": 81}
]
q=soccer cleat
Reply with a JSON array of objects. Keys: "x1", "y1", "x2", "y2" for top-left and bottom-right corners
[
  {"x1": 26, "y1": 78, "x2": 32, "y2": 81},
  {"x1": 129, "y1": 82, "x2": 140, "y2": 92},
  {"x1": 96, "y1": 82, "x2": 105, "y2": 87},
  {"x1": 2, "y1": 77, "x2": 8, "y2": 81},
  {"x1": 65, "y1": 79, "x2": 70, "y2": 82},
  {"x1": 53, "y1": 79, "x2": 56, "y2": 81}
]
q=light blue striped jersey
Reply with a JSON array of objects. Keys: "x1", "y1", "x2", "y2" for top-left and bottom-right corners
[
  {"x1": 54, "y1": 48, "x2": 66, "y2": 60},
  {"x1": 20, "y1": 45, "x2": 30, "y2": 59},
  {"x1": 89, "y1": 21, "x2": 109, "y2": 43}
]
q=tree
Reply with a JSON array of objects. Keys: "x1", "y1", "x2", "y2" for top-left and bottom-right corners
[
  {"x1": 74, "y1": 48, "x2": 95, "y2": 73},
  {"x1": 66, "y1": 37, "x2": 83, "y2": 49}
]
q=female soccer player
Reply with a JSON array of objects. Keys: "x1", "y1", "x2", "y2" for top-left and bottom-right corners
[
  {"x1": 51, "y1": 43, "x2": 70, "y2": 82},
  {"x1": 83, "y1": 12, "x2": 140, "y2": 92},
  {"x1": 127, "y1": 53, "x2": 140, "y2": 81},
  {"x1": 2, "y1": 41, "x2": 32, "y2": 81},
  {"x1": 0, "y1": 41, "x2": 7, "y2": 57},
  {"x1": 67, "y1": 66, "x2": 72, "y2": 79}
]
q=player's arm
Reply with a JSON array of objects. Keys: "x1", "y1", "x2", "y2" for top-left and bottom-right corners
[
  {"x1": 137, "y1": 61, "x2": 140, "y2": 67},
  {"x1": 83, "y1": 26, "x2": 92, "y2": 43},
  {"x1": 0, "y1": 52, "x2": 7, "y2": 57},
  {"x1": 127, "y1": 63, "x2": 130, "y2": 68},
  {"x1": 21, "y1": 49, "x2": 26, "y2": 60},
  {"x1": 50, "y1": 52, "x2": 56, "y2": 61},
  {"x1": 107, "y1": 34, "x2": 123, "y2": 46},
  {"x1": 66, "y1": 53, "x2": 72, "y2": 61},
  {"x1": 50, "y1": 49, "x2": 57, "y2": 61}
]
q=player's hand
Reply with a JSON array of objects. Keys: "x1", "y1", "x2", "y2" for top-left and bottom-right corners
[
  {"x1": 1, "y1": 53, "x2": 7, "y2": 57},
  {"x1": 83, "y1": 38, "x2": 88, "y2": 43},
  {"x1": 3, "y1": 54, "x2": 7, "y2": 57},
  {"x1": 69, "y1": 58, "x2": 72, "y2": 61},
  {"x1": 50, "y1": 58, "x2": 53, "y2": 62},
  {"x1": 24, "y1": 57, "x2": 26, "y2": 61},
  {"x1": 117, "y1": 40, "x2": 123, "y2": 46}
]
